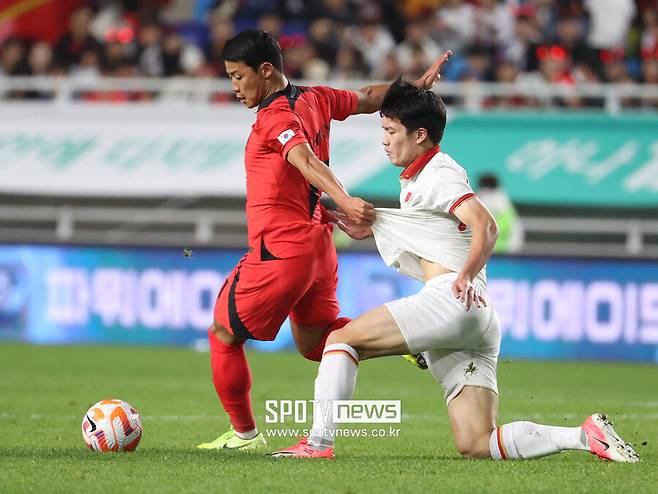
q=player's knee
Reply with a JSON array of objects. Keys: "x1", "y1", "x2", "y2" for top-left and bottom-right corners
[
  {"x1": 324, "y1": 324, "x2": 355, "y2": 347},
  {"x1": 210, "y1": 322, "x2": 241, "y2": 346}
]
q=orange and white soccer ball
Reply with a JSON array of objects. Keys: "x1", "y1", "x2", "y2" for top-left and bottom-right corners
[{"x1": 82, "y1": 399, "x2": 143, "y2": 452}]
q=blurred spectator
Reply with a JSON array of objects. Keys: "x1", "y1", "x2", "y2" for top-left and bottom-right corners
[
  {"x1": 435, "y1": 0, "x2": 476, "y2": 55},
  {"x1": 640, "y1": 8, "x2": 658, "y2": 61},
  {"x1": 375, "y1": 0, "x2": 407, "y2": 44},
  {"x1": 136, "y1": 22, "x2": 164, "y2": 76},
  {"x1": 534, "y1": 43, "x2": 583, "y2": 107},
  {"x1": 0, "y1": 38, "x2": 28, "y2": 99},
  {"x1": 477, "y1": 173, "x2": 524, "y2": 253},
  {"x1": 584, "y1": 0, "x2": 636, "y2": 51},
  {"x1": 102, "y1": 41, "x2": 132, "y2": 75},
  {"x1": 71, "y1": 48, "x2": 102, "y2": 85},
  {"x1": 308, "y1": 18, "x2": 341, "y2": 67},
  {"x1": 257, "y1": 13, "x2": 283, "y2": 40},
  {"x1": 0, "y1": 38, "x2": 28, "y2": 76},
  {"x1": 25, "y1": 42, "x2": 55, "y2": 99},
  {"x1": 282, "y1": 38, "x2": 314, "y2": 79},
  {"x1": 205, "y1": 15, "x2": 234, "y2": 77},
  {"x1": 487, "y1": 59, "x2": 535, "y2": 108},
  {"x1": 395, "y1": 18, "x2": 442, "y2": 78},
  {"x1": 27, "y1": 42, "x2": 54, "y2": 76},
  {"x1": 311, "y1": 0, "x2": 354, "y2": 26},
  {"x1": 461, "y1": 46, "x2": 494, "y2": 81},
  {"x1": 505, "y1": 6, "x2": 542, "y2": 72},
  {"x1": 371, "y1": 52, "x2": 403, "y2": 80},
  {"x1": 474, "y1": 0, "x2": 515, "y2": 50},
  {"x1": 344, "y1": 14, "x2": 395, "y2": 75},
  {"x1": 555, "y1": 16, "x2": 591, "y2": 67},
  {"x1": 54, "y1": 7, "x2": 102, "y2": 71},
  {"x1": 333, "y1": 45, "x2": 368, "y2": 80},
  {"x1": 605, "y1": 59, "x2": 635, "y2": 84},
  {"x1": 604, "y1": 57, "x2": 640, "y2": 107}
]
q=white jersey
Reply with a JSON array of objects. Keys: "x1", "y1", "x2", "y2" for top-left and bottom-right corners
[{"x1": 371, "y1": 147, "x2": 487, "y2": 288}]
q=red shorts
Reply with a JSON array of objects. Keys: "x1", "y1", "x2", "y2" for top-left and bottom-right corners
[{"x1": 213, "y1": 237, "x2": 340, "y2": 341}]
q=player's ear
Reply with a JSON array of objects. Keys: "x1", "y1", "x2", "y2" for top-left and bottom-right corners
[
  {"x1": 260, "y1": 62, "x2": 275, "y2": 79},
  {"x1": 416, "y1": 127, "x2": 428, "y2": 145}
]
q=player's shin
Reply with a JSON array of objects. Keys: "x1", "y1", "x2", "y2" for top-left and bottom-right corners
[
  {"x1": 308, "y1": 343, "x2": 359, "y2": 451},
  {"x1": 489, "y1": 422, "x2": 588, "y2": 460},
  {"x1": 209, "y1": 330, "x2": 257, "y2": 436}
]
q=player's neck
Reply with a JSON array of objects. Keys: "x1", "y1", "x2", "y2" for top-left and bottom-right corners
[
  {"x1": 410, "y1": 142, "x2": 436, "y2": 163},
  {"x1": 263, "y1": 74, "x2": 289, "y2": 101}
]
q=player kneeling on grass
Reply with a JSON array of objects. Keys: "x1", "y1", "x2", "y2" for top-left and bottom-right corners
[{"x1": 272, "y1": 79, "x2": 640, "y2": 463}]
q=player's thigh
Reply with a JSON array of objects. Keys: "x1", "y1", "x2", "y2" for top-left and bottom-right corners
[
  {"x1": 447, "y1": 385, "x2": 498, "y2": 458},
  {"x1": 290, "y1": 247, "x2": 340, "y2": 352},
  {"x1": 290, "y1": 247, "x2": 339, "y2": 328},
  {"x1": 326, "y1": 305, "x2": 410, "y2": 360},
  {"x1": 385, "y1": 279, "x2": 494, "y2": 355},
  {"x1": 214, "y1": 254, "x2": 313, "y2": 341}
]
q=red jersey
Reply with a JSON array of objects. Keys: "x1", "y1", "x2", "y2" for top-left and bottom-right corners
[{"x1": 243, "y1": 84, "x2": 358, "y2": 258}]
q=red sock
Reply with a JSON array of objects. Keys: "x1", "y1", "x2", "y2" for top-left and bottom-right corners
[
  {"x1": 303, "y1": 317, "x2": 351, "y2": 362},
  {"x1": 208, "y1": 329, "x2": 256, "y2": 433}
]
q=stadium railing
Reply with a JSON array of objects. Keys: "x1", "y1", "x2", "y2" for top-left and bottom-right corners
[{"x1": 2, "y1": 76, "x2": 658, "y2": 113}]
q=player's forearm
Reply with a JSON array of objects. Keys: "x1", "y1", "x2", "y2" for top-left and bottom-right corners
[
  {"x1": 460, "y1": 219, "x2": 499, "y2": 280},
  {"x1": 355, "y1": 83, "x2": 391, "y2": 114},
  {"x1": 293, "y1": 153, "x2": 350, "y2": 205}
]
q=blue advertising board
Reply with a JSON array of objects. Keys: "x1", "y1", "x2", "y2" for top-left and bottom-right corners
[{"x1": 0, "y1": 245, "x2": 656, "y2": 363}]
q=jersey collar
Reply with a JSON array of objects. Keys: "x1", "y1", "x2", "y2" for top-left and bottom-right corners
[
  {"x1": 258, "y1": 83, "x2": 299, "y2": 111},
  {"x1": 400, "y1": 145, "x2": 440, "y2": 180}
]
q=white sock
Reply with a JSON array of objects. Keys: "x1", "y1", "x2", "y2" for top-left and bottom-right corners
[
  {"x1": 490, "y1": 422, "x2": 588, "y2": 459},
  {"x1": 235, "y1": 428, "x2": 258, "y2": 440},
  {"x1": 308, "y1": 343, "x2": 359, "y2": 451}
]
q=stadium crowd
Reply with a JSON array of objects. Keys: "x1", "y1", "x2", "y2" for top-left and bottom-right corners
[{"x1": 1, "y1": 0, "x2": 657, "y2": 105}]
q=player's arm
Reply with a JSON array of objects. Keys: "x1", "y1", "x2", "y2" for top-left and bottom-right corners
[
  {"x1": 286, "y1": 143, "x2": 375, "y2": 225},
  {"x1": 451, "y1": 197, "x2": 499, "y2": 310},
  {"x1": 353, "y1": 50, "x2": 453, "y2": 114}
]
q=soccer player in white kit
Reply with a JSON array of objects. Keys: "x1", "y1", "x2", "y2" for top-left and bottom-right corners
[{"x1": 272, "y1": 79, "x2": 639, "y2": 463}]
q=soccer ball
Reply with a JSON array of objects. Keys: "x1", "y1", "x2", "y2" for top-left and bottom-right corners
[{"x1": 81, "y1": 399, "x2": 143, "y2": 452}]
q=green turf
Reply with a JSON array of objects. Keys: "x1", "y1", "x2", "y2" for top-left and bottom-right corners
[{"x1": 0, "y1": 343, "x2": 656, "y2": 493}]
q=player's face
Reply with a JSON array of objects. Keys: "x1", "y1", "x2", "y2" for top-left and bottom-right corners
[
  {"x1": 225, "y1": 61, "x2": 267, "y2": 109},
  {"x1": 381, "y1": 116, "x2": 424, "y2": 168}
]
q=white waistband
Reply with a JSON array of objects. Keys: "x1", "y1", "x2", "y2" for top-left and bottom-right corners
[{"x1": 425, "y1": 271, "x2": 487, "y2": 292}]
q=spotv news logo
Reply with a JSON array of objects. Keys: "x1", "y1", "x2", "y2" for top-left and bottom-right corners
[{"x1": 265, "y1": 400, "x2": 401, "y2": 424}]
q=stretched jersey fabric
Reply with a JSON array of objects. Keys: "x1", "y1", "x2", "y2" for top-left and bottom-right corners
[
  {"x1": 371, "y1": 146, "x2": 487, "y2": 288},
  {"x1": 244, "y1": 83, "x2": 357, "y2": 259}
]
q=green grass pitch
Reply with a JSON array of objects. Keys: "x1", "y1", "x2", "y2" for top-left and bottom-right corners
[{"x1": 1, "y1": 343, "x2": 656, "y2": 493}]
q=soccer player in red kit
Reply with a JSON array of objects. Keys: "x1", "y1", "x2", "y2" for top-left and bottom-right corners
[{"x1": 196, "y1": 29, "x2": 451, "y2": 451}]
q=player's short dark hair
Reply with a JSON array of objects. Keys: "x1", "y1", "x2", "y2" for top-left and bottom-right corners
[
  {"x1": 222, "y1": 29, "x2": 283, "y2": 73},
  {"x1": 380, "y1": 78, "x2": 447, "y2": 145}
]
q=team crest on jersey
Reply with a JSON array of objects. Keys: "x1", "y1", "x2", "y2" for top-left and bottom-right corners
[{"x1": 277, "y1": 129, "x2": 296, "y2": 145}]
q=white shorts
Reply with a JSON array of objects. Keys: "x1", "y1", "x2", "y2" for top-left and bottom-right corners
[{"x1": 385, "y1": 272, "x2": 501, "y2": 404}]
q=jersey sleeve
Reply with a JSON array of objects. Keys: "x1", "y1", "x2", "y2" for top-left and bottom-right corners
[
  {"x1": 423, "y1": 166, "x2": 476, "y2": 215},
  {"x1": 314, "y1": 86, "x2": 358, "y2": 121},
  {"x1": 257, "y1": 108, "x2": 309, "y2": 158}
]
